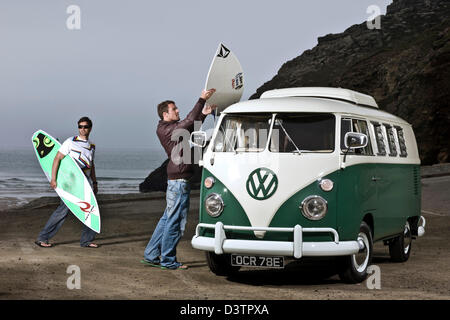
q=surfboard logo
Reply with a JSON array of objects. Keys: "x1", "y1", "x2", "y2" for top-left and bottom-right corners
[
  {"x1": 34, "y1": 133, "x2": 55, "y2": 158},
  {"x1": 246, "y1": 168, "x2": 278, "y2": 200},
  {"x1": 78, "y1": 201, "x2": 93, "y2": 213},
  {"x1": 217, "y1": 44, "x2": 230, "y2": 58},
  {"x1": 78, "y1": 201, "x2": 95, "y2": 221},
  {"x1": 232, "y1": 72, "x2": 244, "y2": 90}
]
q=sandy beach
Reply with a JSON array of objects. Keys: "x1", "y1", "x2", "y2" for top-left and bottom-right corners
[{"x1": 1, "y1": 176, "x2": 449, "y2": 300}]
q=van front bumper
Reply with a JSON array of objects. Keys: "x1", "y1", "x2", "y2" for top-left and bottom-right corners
[{"x1": 191, "y1": 222, "x2": 360, "y2": 259}]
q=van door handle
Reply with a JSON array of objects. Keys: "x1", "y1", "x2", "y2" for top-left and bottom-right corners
[{"x1": 371, "y1": 176, "x2": 380, "y2": 181}]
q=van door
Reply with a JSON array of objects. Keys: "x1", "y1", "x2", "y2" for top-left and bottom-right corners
[{"x1": 339, "y1": 118, "x2": 377, "y2": 239}]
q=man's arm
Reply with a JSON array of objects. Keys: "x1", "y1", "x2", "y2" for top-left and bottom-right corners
[
  {"x1": 175, "y1": 89, "x2": 216, "y2": 130},
  {"x1": 50, "y1": 151, "x2": 65, "y2": 189}
]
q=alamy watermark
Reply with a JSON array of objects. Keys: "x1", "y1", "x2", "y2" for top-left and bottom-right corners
[
  {"x1": 366, "y1": 265, "x2": 381, "y2": 289},
  {"x1": 170, "y1": 121, "x2": 282, "y2": 171},
  {"x1": 66, "y1": 265, "x2": 81, "y2": 290},
  {"x1": 66, "y1": 5, "x2": 81, "y2": 30},
  {"x1": 367, "y1": 5, "x2": 381, "y2": 30}
]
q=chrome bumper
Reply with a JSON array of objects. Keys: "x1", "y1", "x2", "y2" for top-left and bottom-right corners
[{"x1": 191, "y1": 222, "x2": 360, "y2": 259}]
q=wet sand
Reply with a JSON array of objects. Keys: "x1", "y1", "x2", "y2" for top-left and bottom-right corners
[{"x1": 0, "y1": 183, "x2": 449, "y2": 300}]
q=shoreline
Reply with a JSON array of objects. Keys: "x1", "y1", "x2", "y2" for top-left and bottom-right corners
[
  {"x1": 2, "y1": 190, "x2": 201, "y2": 213},
  {"x1": 2, "y1": 163, "x2": 449, "y2": 212}
]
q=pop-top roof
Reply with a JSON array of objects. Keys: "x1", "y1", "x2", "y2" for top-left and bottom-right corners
[{"x1": 260, "y1": 87, "x2": 379, "y2": 108}]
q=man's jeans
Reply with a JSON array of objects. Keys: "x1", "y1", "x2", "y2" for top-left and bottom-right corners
[
  {"x1": 37, "y1": 201, "x2": 96, "y2": 247},
  {"x1": 144, "y1": 179, "x2": 190, "y2": 269}
]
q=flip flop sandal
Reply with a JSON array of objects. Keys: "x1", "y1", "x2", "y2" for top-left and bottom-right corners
[
  {"x1": 168, "y1": 264, "x2": 188, "y2": 270},
  {"x1": 140, "y1": 259, "x2": 167, "y2": 270},
  {"x1": 177, "y1": 264, "x2": 188, "y2": 270},
  {"x1": 34, "y1": 241, "x2": 53, "y2": 248},
  {"x1": 84, "y1": 243, "x2": 100, "y2": 248}
]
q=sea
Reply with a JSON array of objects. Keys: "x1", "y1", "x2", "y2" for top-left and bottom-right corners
[{"x1": 0, "y1": 146, "x2": 167, "y2": 210}]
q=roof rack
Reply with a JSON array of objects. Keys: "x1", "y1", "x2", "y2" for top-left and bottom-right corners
[{"x1": 260, "y1": 87, "x2": 379, "y2": 109}]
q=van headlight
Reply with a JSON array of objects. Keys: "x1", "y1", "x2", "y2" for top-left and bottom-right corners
[
  {"x1": 300, "y1": 195, "x2": 328, "y2": 220},
  {"x1": 205, "y1": 193, "x2": 224, "y2": 217}
]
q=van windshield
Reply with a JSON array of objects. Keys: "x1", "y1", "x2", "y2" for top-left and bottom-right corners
[
  {"x1": 270, "y1": 113, "x2": 335, "y2": 153},
  {"x1": 213, "y1": 114, "x2": 272, "y2": 152},
  {"x1": 213, "y1": 113, "x2": 335, "y2": 153}
]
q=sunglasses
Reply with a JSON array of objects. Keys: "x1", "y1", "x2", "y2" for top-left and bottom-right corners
[{"x1": 78, "y1": 125, "x2": 91, "y2": 129}]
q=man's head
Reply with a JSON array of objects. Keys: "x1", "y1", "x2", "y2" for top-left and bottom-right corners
[
  {"x1": 78, "y1": 116, "x2": 92, "y2": 138},
  {"x1": 158, "y1": 100, "x2": 179, "y2": 122}
]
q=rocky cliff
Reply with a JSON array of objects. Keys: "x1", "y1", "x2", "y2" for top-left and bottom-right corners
[{"x1": 251, "y1": 0, "x2": 450, "y2": 165}]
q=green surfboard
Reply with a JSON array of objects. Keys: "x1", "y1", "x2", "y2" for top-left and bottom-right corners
[{"x1": 32, "y1": 130, "x2": 101, "y2": 233}]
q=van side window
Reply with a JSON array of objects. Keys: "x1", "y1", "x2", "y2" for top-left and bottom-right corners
[
  {"x1": 372, "y1": 122, "x2": 386, "y2": 156},
  {"x1": 384, "y1": 124, "x2": 398, "y2": 157},
  {"x1": 341, "y1": 118, "x2": 373, "y2": 155},
  {"x1": 353, "y1": 119, "x2": 373, "y2": 155},
  {"x1": 395, "y1": 126, "x2": 408, "y2": 157}
]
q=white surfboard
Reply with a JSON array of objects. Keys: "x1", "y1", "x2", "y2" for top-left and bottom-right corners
[{"x1": 204, "y1": 43, "x2": 244, "y2": 113}]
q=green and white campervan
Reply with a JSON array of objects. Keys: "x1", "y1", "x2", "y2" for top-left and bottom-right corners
[{"x1": 190, "y1": 87, "x2": 426, "y2": 283}]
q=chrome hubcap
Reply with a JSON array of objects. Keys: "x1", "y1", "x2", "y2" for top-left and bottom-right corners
[
  {"x1": 352, "y1": 232, "x2": 370, "y2": 273},
  {"x1": 403, "y1": 221, "x2": 412, "y2": 255}
]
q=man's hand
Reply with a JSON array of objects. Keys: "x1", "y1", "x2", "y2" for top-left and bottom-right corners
[
  {"x1": 50, "y1": 152, "x2": 64, "y2": 191},
  {"x1": 202, "y1": 104, "x2": 217, "y2": 116},
  {"x1": 50, "y1": 179, "x2": 57, "y2": 189},
  {"x1": 201, "y1": 88, "x2": 216, "y2": 100}
]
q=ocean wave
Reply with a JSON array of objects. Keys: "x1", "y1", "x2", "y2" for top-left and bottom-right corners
[
  {"x1": 1, "y1": 173, "x2": 143, "y2": 200},
  {"x1": 117, "y1": 185, "x2": 138, "y2": 189},
  {"x1": 98, "y1": 177, "x2": 144, "y2": 181}
]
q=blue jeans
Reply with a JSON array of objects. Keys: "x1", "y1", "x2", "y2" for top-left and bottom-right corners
[
  {"x1": 144, "y1": 179, "x2": 190, "y2": 269},
  {"x1": 37, "y1": 201, "x2": 96, "y2": 247}
]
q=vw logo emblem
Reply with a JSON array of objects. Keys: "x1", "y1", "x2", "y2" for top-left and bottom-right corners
[{"x1": 246, "y1": 168, "x2": 278, "y2": 200}]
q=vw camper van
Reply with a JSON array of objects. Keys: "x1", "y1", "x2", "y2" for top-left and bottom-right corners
[{"x1": 191, "y1": 87, "x2": 426, "y2": 283}]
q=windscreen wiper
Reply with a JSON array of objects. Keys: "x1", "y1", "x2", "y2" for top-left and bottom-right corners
[{"x1": 277, "y1": 119, "x2": 302, "y2": 154}]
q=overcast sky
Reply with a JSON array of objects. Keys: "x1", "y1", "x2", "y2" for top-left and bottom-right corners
[{"x1": 0, "y1": 0, "x2": 392, "y2": 149}]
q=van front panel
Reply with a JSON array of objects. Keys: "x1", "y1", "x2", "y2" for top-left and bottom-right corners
[{"x1": 199, "y1": 150, "x2": 340, "y2": 242}]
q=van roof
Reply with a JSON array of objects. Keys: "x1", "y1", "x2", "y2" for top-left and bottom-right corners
[
  {"x1": 225, "y1": 92, "x2": 409, "y2": 125},
  {"x1": 260, "y1": 87, "x2": 379, "y2": 108}
]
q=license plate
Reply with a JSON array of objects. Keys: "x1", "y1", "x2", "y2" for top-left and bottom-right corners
[{"x1": 231, "y1": 254, "x2": 284, "y2": 269}]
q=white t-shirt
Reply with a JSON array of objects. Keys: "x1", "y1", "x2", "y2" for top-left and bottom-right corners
[{"x1": 59, "y1": 136, "x2": 95, "y2": 177}]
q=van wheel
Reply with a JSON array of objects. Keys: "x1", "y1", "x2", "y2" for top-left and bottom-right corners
[
  {"x1": 389, "y1": 221, "x2": 412, "y2": 262},
  {"x1": 206, "y1": 252, "x2": 240, "y2": 276},
  {"x1": 338, "y1": 221, "x2": 373, "y2": 283}
]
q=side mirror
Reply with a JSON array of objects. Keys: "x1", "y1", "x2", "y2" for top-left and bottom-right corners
[
  {"x1": 190, "y1": 131, "x2": 207, "y2": 148},
  {"x1": 341, "y1": 132, "x2": 369, "y2": 170},
  {"x1": 344, "y1": 132, "x2": 368, "y2": 149}
]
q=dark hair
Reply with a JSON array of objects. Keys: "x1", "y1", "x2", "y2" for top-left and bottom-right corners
[
  {"x1": 157, "y1": 100, "x2": 175, "y2": 120},
  {"x1": 78, "y1": 116, "x2": 93, "y2": 128}
]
